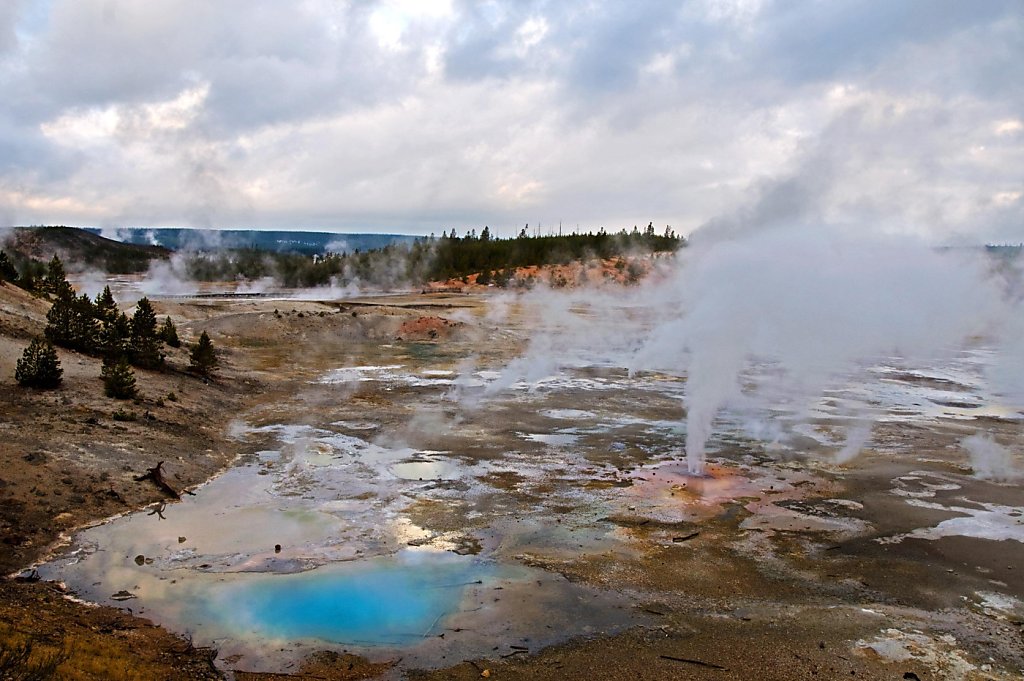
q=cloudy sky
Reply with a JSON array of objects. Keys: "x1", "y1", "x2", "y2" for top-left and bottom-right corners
[{"x1": 0, "y1": 0, "x2": 1021, "y2": 240}]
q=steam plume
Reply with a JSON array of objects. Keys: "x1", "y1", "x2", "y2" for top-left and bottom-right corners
[
  {"x1": 476, "y1": 226, "x2": 1020, "y2": 475},
  {"x1": 633, "y1": 227, "x2": 1006, "y2": 473}
]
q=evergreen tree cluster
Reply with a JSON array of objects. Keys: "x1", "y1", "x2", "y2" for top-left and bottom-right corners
[
  {"x1": 426, "y1": 224, "x2": 682, "y2": 283},
  {"x1": 0, "y1": 249, "x2": 46, "y2": 291},
  {"x1": 18, "y1": 254, "x2": 217, "y2": 395},
  {"x1": 174, "y1": 223, "x2": 683, "y2": 289},
  {"x1": 40, "y1": 255, "x2": 174, "y2": 366},
  {"x1": 182, "y1": 241, "x2": 435, "y2": 289}
]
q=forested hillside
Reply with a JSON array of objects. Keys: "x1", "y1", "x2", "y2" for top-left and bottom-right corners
[
  {"x1": 182, "y1": 224, "x2": 684, "y2": 287},
  {"x1": 426, "y1": 224, "x2": 682, "y2": 281},
  {"x1": 3, "y1": 227, "x2": 169, "y2": 275}
]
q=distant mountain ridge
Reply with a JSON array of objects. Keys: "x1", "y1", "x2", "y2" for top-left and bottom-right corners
[
  {"x1": 83, "y1": 228, "x2": 417, "y2": 255},
  {"x1": 3, "y1": 226, "x2": 170, "y2": 274}
]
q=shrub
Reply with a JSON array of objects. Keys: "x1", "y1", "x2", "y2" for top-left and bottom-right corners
[
  {"x1": 189, "y1": 331, "x2": 218, "y2": 377},
  {"x1": 102, "y1": 357, "x2": 137, "y2": 400},
  {"x1": 159, "y1": 316, "x2": 180, "y2": 347},
  {"x1": 111, "y1": 408, "x2": 137, "y2": 422},
  {"x1": 15, "y1": 338, "x2": 63, "y2": 388},
  {"x1": 0, "y1": 634, "x2": 69, "y2": 680}
]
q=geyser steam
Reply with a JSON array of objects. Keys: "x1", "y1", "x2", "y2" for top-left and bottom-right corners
[
  {"x1": 474, "y1": 225, "x2": 1020, "y2": 475},
  {"x1": 635, "y1": 228, "x2": 1005, "y2": 474}
]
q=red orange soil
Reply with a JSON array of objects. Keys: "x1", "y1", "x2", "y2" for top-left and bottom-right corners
[
  {"x1": 396, "y1": 315, "x2": 463, "y2": 341},
  {"x1": 423, "y1": 253, "x2": 672, "y2": 292}
]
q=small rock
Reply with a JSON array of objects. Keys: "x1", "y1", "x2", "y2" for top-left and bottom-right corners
[{"x1": 134, "y1": 554, "x2": 145, "y2": 566}]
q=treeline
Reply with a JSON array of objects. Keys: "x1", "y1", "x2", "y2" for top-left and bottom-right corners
[
  {"x1": 427, "y1": 223, "x2": 682, "y2": 282},
  {"x1": 182, "y1": 241, "x2": 433, "y2": 288},
  {"x1": 174, "y1": 223, "x2": 684, "y2": 288}
]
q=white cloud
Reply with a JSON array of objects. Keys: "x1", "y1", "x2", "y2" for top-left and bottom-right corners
[
  {"x1": 40, "y1": 83, "x2": 209, "y2": 145},
  {"x1": 369, "y1": 0, "x2": 453, "y2": 50},
  {"x1": 0, "y1": 0, "x2": 1020, "y2": 241},
  {"x1": 509, "y1": 16, "x2": 547, "y2": 58},
  {"x1": 994, "y1": 119, "x2": 1023, "y2": 136},
  {"x1": 40, "y1": 106, "x2": 120, "y2": 146}
]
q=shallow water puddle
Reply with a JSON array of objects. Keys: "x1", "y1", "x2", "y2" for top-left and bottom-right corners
[
  {"x1": 204, "y1": 550, "x2": 500, "y2": 645},
  {"x1": 35, "y1": 354, "x2": 1019, "y2": 672},
  {"x1": 319, "y1": 364, "x2": 405, "y2": 383},
  {"x1": 880, "y1": 498, "x2": 1024, "y2": 544},
  {"x1": 37, "y1": 396, "x2": 637, "y2": 671},
  {"x1": 520, "y1": 431, "x2": 580, "y2": 447},
  {"x1": 390, "y1": 452, "x2": 462, "y2": 481}
]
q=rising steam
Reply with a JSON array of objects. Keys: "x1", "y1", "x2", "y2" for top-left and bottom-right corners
[
  {"x1": 475, "y1": 225, "x2": 1021, "y2": 475},
  {"x1": 962, "y1": 434, "x2": 1021, "y2": 482},
  {"x1": 633, "y1": 227, "x2": 1006, "y2": 473}
]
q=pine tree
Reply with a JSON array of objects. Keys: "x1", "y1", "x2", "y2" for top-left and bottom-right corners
[
  {"x1": 159, "y1": 316, "x2": 180, "y2": 348},
  {"x1": 129, "y1": 297, "x2": 163, "y2": 369},
  {"x1": 94, "y1": 286, "x2": 118, "y2": 323},
  {"x1": 0, "y1": 251, "x2": 18, "y2": 282},
  {"x1": 102, "y1": 356, "x2": 137, "y2": 399},
  {"x1": 131, "y1": 297, "x2": 158, "y2": 338},
  {"x1": 45, "y1": 287, "x2": 76, "y2": 348},
  {"x1": 94, "y1": 286, "x2": 127, "y2": 358},
  {"x1": 98, "y1": 311, "x2": 131, "y2": 359},
  {"x1": 45, "y1": 288, "x2": 98, "y2": 353},
  {"x1": 15, "y1": 338, "x2": 63, "y2": 388},
  {"x1": 43, "y1": 255, "x2": 73, "y2": 298},
  {"x1": 18, "y1": 270, "x2": 36, "y2": 291},
  {"x1": 71, "y1": 293, "x2": 100, "y2": 347},
  {"x1": 189, "y1": 330, "x2": 217, "y2": 377}
]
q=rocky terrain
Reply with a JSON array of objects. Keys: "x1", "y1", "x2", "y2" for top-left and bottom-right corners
[
  {"x1": 2, "y1": 278, "x2": 1023, "y2": 681},
  {"x1": 0, "y1": 281, "x2": 481, "y2": 679}
]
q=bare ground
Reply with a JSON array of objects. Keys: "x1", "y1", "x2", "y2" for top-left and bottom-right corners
[
  {"x1": 0, "y1": 283, "x2": 462, "y2": 679},
  {"x1": 2, "y1": 281, "x2": 1022, "y2": 680}
]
